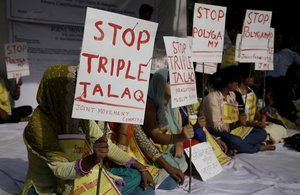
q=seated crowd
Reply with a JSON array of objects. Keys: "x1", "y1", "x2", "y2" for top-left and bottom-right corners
[{"x1": 14, "y1": 59, "x2": 299, "y2": 194}]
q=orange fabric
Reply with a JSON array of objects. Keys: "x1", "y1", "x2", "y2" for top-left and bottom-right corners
[{"x1": 108, "y1": 122, "x2": 134, "y2": 145}]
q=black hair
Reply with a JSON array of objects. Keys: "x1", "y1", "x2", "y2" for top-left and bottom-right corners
[
  {"x1": 211, "y1": 65, "x2": 239, "y2": 90},
  {"x1": 139, "y1": 4, "x2": 153, "y2": 16},
  {"x1": 238, "y1": 63, "x2": 254, "y2": 78}
]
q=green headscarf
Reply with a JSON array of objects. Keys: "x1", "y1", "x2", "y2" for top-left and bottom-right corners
[
  {"x1": 23, "y1": 64, "x2": 86, "y2": 160},
  {"x1": 147, "y1": 68, "x2": 180, "y2": 133}
]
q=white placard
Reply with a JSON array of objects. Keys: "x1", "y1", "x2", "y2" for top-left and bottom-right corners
[
  {"x1": 192, "y1": 3, "x2": 227, "y2": 63},
  {"x1": 4, "y1": 42, "x2": 30, "y2": 79},
  {"x1": 184, "y1": 142, "x2": 222, "y2": 181},
  {"x1": 163, "y1": 36, "x2": 197, "y2": 108},
  {"x1": 72, "y1": 7, "x2": 158, "y2": 124},
  {"x1": 195, "y1": 62, "x2": 218, "y2": 75},
  {"x1": 255, "y1": 28, "x2": 274, "y2": 70},
  {"x1": 239, "y1": 10, "x2": 272, "y2": 63}
]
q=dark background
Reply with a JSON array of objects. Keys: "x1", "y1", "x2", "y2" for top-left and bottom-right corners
[
  {"x1": 224, "y1": 0, "x2": 297, "y2": 36},
  {"x1": 188, "y1": 0, "x2": 299, "y2": 50}
]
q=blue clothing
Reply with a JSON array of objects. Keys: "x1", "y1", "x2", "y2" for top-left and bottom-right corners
[
  {"x1": 267, "y1": 48, "x2": 300, "y2": 77},
  {"x1": 109, "y1": 167, "x2": 141, "y2": 195},
  {"x1": 179, "y1": 106, "x2": 206, "y2": 142},
  {"x1": 211, "y1": 127, "x2": 267, "y2": 153},
  {"x1": 157, "y1": 176, "x2": 178, "y2": 190}
]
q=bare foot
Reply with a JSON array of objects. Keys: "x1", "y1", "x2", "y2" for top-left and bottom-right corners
[
  {"x1": 20, "y1": 117, "x2": 30, "y2": 122},
  {"x1": 260, "y1": 144, "x2": 276, "y2": 151},
  {"x1": 227, "y1": 149, "x2": 238, "y2": 157}
]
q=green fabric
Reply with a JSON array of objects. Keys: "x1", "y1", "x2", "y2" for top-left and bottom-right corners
[
  {"x1": 109, "y1": 167, "x2": 141, "y2": 195},
  {"x1": 27, "y1": 186, "x2": 38, "y2": 195},
  {"x1": 22, "y1": 64, "x2": 136, "y2": 194},
  {"x1": 23, "y1": 64, "x2": 85, "y2": 160}
]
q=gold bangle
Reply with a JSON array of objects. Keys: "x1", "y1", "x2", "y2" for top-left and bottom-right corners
[{"x1": 152, "y1": 153, "x2": 161, "y2": 162}]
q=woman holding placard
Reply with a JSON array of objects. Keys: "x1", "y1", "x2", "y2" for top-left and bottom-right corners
[
  {"x1": 142, "y1": 68, "x2": 194, "y2": 189},
  {"x1": 200, "y1": 65, "x2": 275, "y2": 153},
  {"x1": 21, "y1": 64, "x2": 155, "y2": 195},
  {"x1": 235, "y1": 63, "x2": 286, "y2": 144}
]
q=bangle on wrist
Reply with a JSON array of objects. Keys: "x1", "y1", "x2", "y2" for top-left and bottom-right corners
[
  {"x1": 139, "y1": 168, "x2": 148, "y2": 172},
  {"x1": 75, "y1": 159, "x2": 90, "y2": 176}
]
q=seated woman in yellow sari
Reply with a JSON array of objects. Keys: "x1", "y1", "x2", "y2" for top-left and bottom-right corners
[
  {"x1": 21, "y1": 64, "x2": 155, "y2": 195},
  {"x1": 200, "y1": 66, "x2": 275, "y2": 153},
  {"x1": 235, "y1": 63, "x2": 287, "y2": 144}
]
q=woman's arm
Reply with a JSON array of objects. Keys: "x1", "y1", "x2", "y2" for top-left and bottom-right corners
[{"x1": 133, "y1": 124, "x2": 185, "y2": 184}]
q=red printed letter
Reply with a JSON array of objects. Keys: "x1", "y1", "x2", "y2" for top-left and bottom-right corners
[
  {"x1": 82, "y1": 53, "x2": 99, "y2": 74},
  {"x1": 94, "y1": 21, "x2": 104, "y2": 41}
]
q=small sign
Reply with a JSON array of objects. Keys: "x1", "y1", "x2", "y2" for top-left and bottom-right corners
[
  {"x1": 4, "y1": 42, "x2": 30, "y2": 79},
  {"x1": 184, "y1": 142, "x2": 222, "y2": 181}
]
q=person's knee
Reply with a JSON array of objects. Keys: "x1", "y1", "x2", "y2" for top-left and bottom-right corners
[
  {"x1": 229, "y1": 136, "x2": 244, "y2": 148},
  {"x1": 253, "y1": 127, "x2": 268, "y2": 141},
  {"x1": 157, "y1": 176, "x2": 178, "y2": 190}
]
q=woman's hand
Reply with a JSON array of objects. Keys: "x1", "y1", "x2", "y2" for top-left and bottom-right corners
[
  {"x1": 165, "y1": 165, "x2": 185, "y2": 185},
  {"x1": 255, "y1": 121, "x2": 267, "y2": 128},
  {"x1": 174, "y1": 142, "x2": 184, "y2": 158},
  {"x1": 140, "y1": 170, "x2": 156, "y2": 190},
  {"x1": 239, "y1": 113, "x2": 247, "y2": 126},
  {"x1": 92, "y1": 135, "x2": 109, "y2": 163},
  {"x1": 181, "y1": 124, "x2": 194, "y2": 140},
  {"x1": 197, "y1": 115, "x2": 206, "y2": 128},
  {"x1": 214, "y1": 138, "x2": 228, "y2": 154},
  {"x1": 0, "y1": 108, "x2": 10, "y2": 121},
  {"x1": 81, "y1": 135, "x2": 108, "y2": 173}
]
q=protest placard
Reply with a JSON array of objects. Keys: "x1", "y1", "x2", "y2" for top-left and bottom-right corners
[
  {"x1": 192, "y1": 3, "x2": 227, "y2": 63},
  {"x1": 163, "y1": 36, "x2": 197, "y2": 107},
  {"x1": 239, "y1": 10, "x2": 272, "y2": 63},
  {"x1": 184, "y1": 142, "x2": 222, "y2": 181},
  {"x1": 4, "y1": 42, "x2": 30, "y2": 79},
  {"x1": 255, "y1": 28, "x2": 274, "y2": 70},
  {"x1": 72, "y1": 7, "x2": 158, "y2": 124}
]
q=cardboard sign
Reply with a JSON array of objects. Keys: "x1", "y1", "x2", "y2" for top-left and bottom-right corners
[
  {"x1": 163, "y1": 36, "x2": 197, "y2": 107},
  {"x1": 4, "y1": 42, "x2": 30, "y2": 79},
  {"x1": 239, "y1": 10, "x2": 272, "y2": 63},
  {"x1": 184, "y1": 142, "x2": 222, "y2": 181},
  {"x1": 72, "y1": 7, "x2": 158, "y2": 124},
  {"x1": 203, "y1": 128, "x2": 231, "y2": 165},
  {"x1": 74, "y1": 168, "x2": 121, "y2": 195},
  {"x1": 222, "y1": 102, "x2": 239, "y2": 123},
  {"x1": 192, "y1": 3, "x2": 227, "y2": 63},
  {"x1": 255, "y1": 28, "x2": 274, "y2": 70}
]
